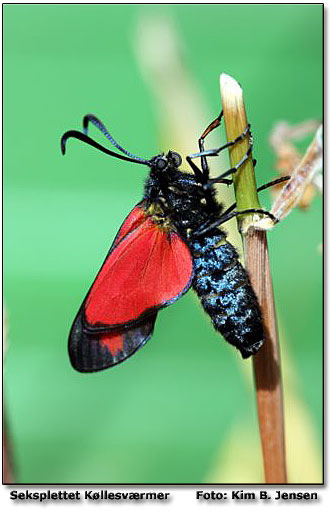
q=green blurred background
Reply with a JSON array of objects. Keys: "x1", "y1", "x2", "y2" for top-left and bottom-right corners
[{"x1": 3, "y1": 4, "x2": 322, "y2": 484}]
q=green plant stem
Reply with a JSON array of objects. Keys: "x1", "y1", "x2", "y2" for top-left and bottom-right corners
[{"x1": 219, "y1": 73, "x2": 287, "y2": 483}]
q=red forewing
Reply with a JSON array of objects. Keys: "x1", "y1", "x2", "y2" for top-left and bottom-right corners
[
  {"x1": 84, "y1": 205, "x2": 193, "y2": 328},
  {"x1": 69, "y1": 203, "x2": 193, "y2": 371}
]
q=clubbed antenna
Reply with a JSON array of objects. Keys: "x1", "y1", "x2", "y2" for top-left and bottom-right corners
[
  {"x1": 60, "y1": 129, "x2": 150, "y2": 166},
  {"x1": 83, "y1": 114, "x2": 149, "y2": 164}
]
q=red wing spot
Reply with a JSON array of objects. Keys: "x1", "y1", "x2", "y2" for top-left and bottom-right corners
[{"x1": 100, "y1": 332, "x2": 124, "y2": 356}]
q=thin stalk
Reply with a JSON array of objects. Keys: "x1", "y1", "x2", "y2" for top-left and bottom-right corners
[{"x1": 219, "y1": 73, "x2": 287, "y2": 483}]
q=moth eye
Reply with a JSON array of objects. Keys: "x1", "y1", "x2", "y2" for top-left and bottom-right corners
[
  {"x1": 169, "y1": 151, "x2": 182, "y2": 167},
  {"x1": 156, "y1": 158, "x2": 167, "y2": 170}
]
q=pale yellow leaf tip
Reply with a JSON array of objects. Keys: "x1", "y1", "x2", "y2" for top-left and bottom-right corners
[{"x1": 220, "y1": 73, "x2": 244, "y2": 110}]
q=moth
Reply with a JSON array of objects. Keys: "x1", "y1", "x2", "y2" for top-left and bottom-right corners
[{"x1": 61, "y1": 112, "x2": 283, "y2": 372}]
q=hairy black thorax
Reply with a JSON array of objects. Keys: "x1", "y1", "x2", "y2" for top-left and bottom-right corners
[{"x1": 144, "y1": 158, "x2": 223, "y2": 241}]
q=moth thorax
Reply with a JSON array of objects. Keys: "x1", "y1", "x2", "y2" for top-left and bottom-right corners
[{"x1": 148, "y1": 201, "x2": 173, "y2": 232}]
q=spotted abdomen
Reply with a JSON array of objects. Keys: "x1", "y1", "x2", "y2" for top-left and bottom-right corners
[{"x1": 191, "y1": 232, "x2": 264, "y2": 358}]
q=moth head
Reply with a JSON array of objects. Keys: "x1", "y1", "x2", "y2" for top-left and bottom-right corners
[
  {"x1": 167, "y1": 151, "x2": 182, "y2": 168},
  {"x1": 152, "y1": 151, "x2": 182, "y2": 173}
]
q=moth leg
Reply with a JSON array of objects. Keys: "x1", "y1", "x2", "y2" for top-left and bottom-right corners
[
  {"x1": 186, "y1": 155, "x2": 232, "y2": 186},
  {"x1": 187, "y1": 111, "x2": 236, "y2": 185},
  {"x1": 194, "y1": 208, "x2": 277, "y2": 237},
  {"x1": 198, "y1": 111, "x2": 223, "y2": 181},
  {"x1": 189, "y1": 123, "x2": 250, "y2": 161},
  {"x1": 218, "y1": 176, "x2": 291, "y2": 218},
  {"x1": 188, "y1": 124, "x2": 252, "y2": 188},
  {"x1": 185, "y1": 156, "x2": 206, "y2": 184},
  {"x1": 208, "y1": 132, "x2": 253, "y2": 188},
  {"x1": 256, "y1": 175, "x2": 290, "y2": 193}
]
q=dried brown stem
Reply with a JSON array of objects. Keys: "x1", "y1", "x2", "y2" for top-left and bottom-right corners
[
  {"x1": 219, "y1": 74, "x2": 287, "y2": 483},
  {"x1": 244, "y1": 230, "x2": 287, "y2": 483}
]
